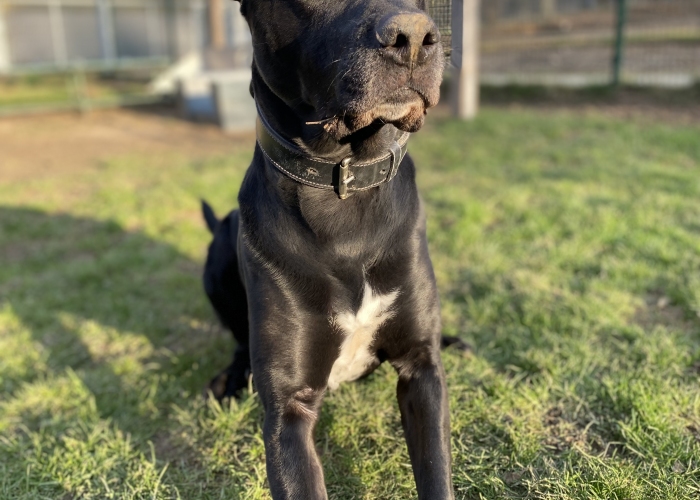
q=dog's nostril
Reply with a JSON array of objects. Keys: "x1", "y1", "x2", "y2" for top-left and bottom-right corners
[
  {"x1": 376, "y1": 13, "x2": 439, "y2": 63},
  {"x1": 423, "y1": 32, "x2": 438, "y2": 46},
  {"x1": 394, "y1": 33, "x2": 409, "y2": 49}
]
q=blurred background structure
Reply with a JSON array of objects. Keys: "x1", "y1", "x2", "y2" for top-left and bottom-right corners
[
  {"x1": 479, "y1": 0, "x2": 699, "y2": 88},
  {"x1": 0, "y1": 0, "x2": 251, "y2": 69},
  {"x1": 0, "y1": 0, "x2": 698, "y2": 122},
  {"x1": 0, "y1": 0, "x2": 253, "y2": 126}
]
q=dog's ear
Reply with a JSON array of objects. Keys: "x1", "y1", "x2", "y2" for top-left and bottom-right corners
[{"x1": 235, "y1": 0, "x2": 248, "y2": 17}]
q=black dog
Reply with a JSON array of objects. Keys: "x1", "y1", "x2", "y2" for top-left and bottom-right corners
[{"x1": 201, "y1": 1, "x2": 464, "y2": 498}]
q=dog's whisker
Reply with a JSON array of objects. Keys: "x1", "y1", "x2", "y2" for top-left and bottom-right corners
[
  {"x1": 305, "y1": 117, "x2": 337, "y2": 125},
  {"x1": 323, "y1": 58, "x2": 343, "y2": 69},
  {"x1": 326, "y1": 48, "x2": 364, "y2": 94}
]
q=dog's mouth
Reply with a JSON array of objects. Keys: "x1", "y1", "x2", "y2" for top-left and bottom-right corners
[{"x1": 319, "y1": 88, "x2": 430, "y2": 140}]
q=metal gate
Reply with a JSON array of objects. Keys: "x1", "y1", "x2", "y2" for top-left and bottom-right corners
[{"x1": 0, "y1": 0, "x2": 249, "y2": 72}]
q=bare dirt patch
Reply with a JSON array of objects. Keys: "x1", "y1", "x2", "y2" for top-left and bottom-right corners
[
  {"x1": 2, "y1": 101, "x2": 697, "y2": 188},
  {"x1": 632, "y1": 293, "x2": 699, "y2": 332},
  {"x1": 0, "y1": 107, "x2": 255, "y2": 183},
  {"x1": 542, "y1": 406, "x2": 589, "y2": 454}
]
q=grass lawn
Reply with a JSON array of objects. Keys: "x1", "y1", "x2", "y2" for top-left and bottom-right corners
[
  {"x1": 1, "y1": 106, "x2": 699, "y2": 499},
  {"x1": 0, "y1": 73, "x2": 156, "y2": 113}
]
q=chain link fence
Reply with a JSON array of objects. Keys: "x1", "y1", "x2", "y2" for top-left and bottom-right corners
[
  {"x1": 427, "y1": 0, "x2": 453, "y2": 53},
  {"x1": 0, "y1": 0, "x2": 252, "y2": 115},
  {"x1": 431, "y1": 0, "x2": 699, "y2": 88},
  {"x1": 0, "y1": 0, "x2": 698, "y2": 117},
  {"x1": 481, "y1": 0, "x2": 700, "y2": 87},
  {"x1": 0, "y1": 0, "x2": 251, "y2": 72}
]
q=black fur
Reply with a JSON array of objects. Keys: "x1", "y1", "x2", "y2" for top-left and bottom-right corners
[
  {"x1": 201, "y1": 199, "x2": 219, "y2": 234},
  {"x1": 201, "y1": 1, "x2": 461, "y2": 498}
]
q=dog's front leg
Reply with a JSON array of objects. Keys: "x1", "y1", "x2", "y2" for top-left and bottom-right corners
[
  {"x1": 395, "y1": 354, "x2": 454, "y2": 499},
  {"x1": 245, "y1": 271, "x2": 335, "y2": 499},
  {"x1": 261, "y1": 387, "x2": 328, "y2": 500}
]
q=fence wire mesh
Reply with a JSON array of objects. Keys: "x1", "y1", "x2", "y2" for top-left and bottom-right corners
[
  {"x1": 481, "y1": 0, "x2": 700, "y2": 87},
  {"x1": 427, "y1": 0, "x2": 453, "y2": 54},
  {"x1": 2, "y1": 0, "x2": 699, "y2": 115}
]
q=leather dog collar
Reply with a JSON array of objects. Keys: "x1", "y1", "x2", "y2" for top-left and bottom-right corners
[{"x1": 256, "y1": 108, "x2": 410, "y2": 200}]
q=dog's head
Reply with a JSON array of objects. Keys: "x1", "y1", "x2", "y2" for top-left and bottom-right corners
[{"x1": 237, "y1": 0, "x2": 444, "y2": 140}]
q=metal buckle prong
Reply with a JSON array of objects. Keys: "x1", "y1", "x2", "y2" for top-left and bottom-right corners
[
  {"x1": 388, "y1": 140, "x2": 402, "y2": 180},
  {"x1": 338, "y1": 157, "x2": 354, "y2": 199}
]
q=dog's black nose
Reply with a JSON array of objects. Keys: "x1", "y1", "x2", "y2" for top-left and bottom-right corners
[{"x1": 376, "y1": 12, "x2": 440, "y2": 66}]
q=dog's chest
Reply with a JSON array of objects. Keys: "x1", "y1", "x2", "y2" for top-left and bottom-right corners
[{"x1": 327, "y1": 283, "x2": 399, "y2": 390}]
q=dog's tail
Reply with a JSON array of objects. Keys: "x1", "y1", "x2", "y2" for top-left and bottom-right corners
[{"x1": 201, "y1": 199, "x2": 219, "y2": 234}]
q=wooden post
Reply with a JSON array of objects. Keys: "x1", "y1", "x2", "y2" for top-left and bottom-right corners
[
  {"x1": 209, "y1": 0, "x2": 225, "y2": 49},
  {"x1": 450, "y1": 0, "x2": 480, "y2": 119},
  {"x1": 0, "y1": 4, "x2": 10, "y2": 72}
]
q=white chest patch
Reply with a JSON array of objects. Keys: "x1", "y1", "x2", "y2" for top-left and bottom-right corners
[{"x1": 327, "y1": 282, "x2": 399, "y2": 390}]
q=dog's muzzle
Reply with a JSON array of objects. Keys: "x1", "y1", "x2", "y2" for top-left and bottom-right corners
[{"x1": 256, "y1": 109, "x2": 410, "y2": 200}]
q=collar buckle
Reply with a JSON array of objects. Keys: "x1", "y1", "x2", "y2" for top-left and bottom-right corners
[
  {"x1": 256, "y1": 107, "x2": 409, "y2": 197},
  {"x1": 388, "y1": 140, "x2": 403, "y2": 180},
  {"x1": 338, "y1": 157, "x2": 355, "y2": 200}
]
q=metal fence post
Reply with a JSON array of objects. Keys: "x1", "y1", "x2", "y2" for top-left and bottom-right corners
[
  {"x1": 612, "y1": 0, "x2": 628, "y2": 87},
  {"x1": 450, "y1": 0, "x2": 480, "y2": 119},
  {"x1": 96, "y1": 0, "x2": 116, "y2": 62},
  {"x1": 0, "y1": 3, "x2": 10, "y2": 72},
  {"x1": 164, "y1": 0, "x2": 178, "y2": 60},
  {"x1": 146, "y1": 1, "x2": 161, "y2": 58},
  {"x1": 48, "y1": 0, "x2": 68, "y2": 66}
]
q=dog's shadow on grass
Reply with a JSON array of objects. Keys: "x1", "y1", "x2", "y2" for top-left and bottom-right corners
[
  {"x1": 0, "y1": 205, "x2": 230, "y2": 417},
  {"x1": 0, "y1": 205, "x2": 368, "y2": 493}
]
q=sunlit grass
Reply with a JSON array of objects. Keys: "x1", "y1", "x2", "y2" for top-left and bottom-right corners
[{"x1": 1, "y1": 107, "x2": 699, "y2": 499}]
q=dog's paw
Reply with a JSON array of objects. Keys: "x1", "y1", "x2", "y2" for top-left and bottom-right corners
[
  {"x1": 204, "y1": 366, "x2": 252, "y2": 402},
  {"x1": 441, "y1": 335, "x2": 472, "y2": 354}
]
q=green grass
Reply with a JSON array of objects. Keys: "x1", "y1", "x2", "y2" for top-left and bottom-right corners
[
  {"x1": 0, "y1": 73, "x2": 154, "y2": 111},
  {"x1": 1, "y1": 107, "x2": 699, "y2": 499}
]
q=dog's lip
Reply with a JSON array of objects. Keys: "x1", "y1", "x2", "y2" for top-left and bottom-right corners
[
  {"x1": 314, "y1": 87, "x2": 432, "y2": 140},
  {"x1": 337, "y1": 88, "x2": 429, "y2": 131}
]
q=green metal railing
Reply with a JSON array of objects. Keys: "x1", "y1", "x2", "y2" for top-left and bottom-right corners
[{"x1": 612, "y1": 0, "x2": 629, "y2": 87}]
